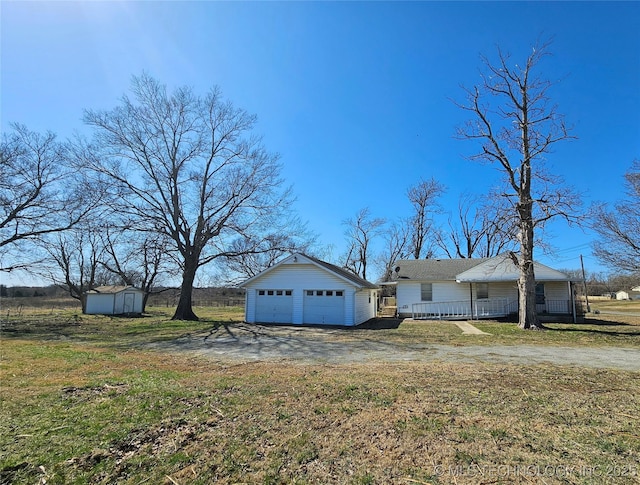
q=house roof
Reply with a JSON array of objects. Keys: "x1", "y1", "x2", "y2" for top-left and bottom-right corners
[
  {"x1": 392, "y1": 254, "x2": 575, "y2": 283},
  {"x1": 456, "y1": 254, "x2": 574, "y2": 282},
  {"x1": 392, "y1": 258, "x2": 491, "y2": 281},
  {"x1": 240, "y1": 252, "x2": 378, "y2": 289},
  {"x1": 87, "y1": 285, "x2": 142, "y2": 294},
  {"x1": 302, "y1": 253, "x2": 378, "y2": 289}
]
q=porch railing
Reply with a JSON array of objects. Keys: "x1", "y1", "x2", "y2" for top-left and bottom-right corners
[
  {"x1": 412, "y1": 298, "x2": 509, "y2": 320},
  {"x1": 412, "y1": 298, "x2": 574, "y2": 320},
  {"x1": 510, "y1": 299, "x2": 573, "y2": 315}
]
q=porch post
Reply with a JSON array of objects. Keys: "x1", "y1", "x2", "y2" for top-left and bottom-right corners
[
  {"x1": 469, "y1": 283, "x2": 474, "y2": 320},
  {"x1": 569, "y1": 281, "x2": 577, "y2": 323}
]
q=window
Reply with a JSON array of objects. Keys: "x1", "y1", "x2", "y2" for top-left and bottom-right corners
[
  {"x1": 421, "y1": 283, "x2": 432, "y2": 302},
  {"x1": 326, "y1": 290, "x2": 333, "y2": 296},
  {"x1": 477, "y1": 283, "x2": 489, "y2": 300},
  {"x1": 535, "y1": 283, "x2": 545, "y2": 304},
  {"x1": 267, "y1": 290, "x2": 274, "y2": 296},
  {"x1": 336, "y1": 291, "x2": 343, "y2": 297},
  {"x1": 316, "y1": 290, "x2": 323, "y2": 296},
  {"x1": 306, "y1": 290, "x2": 314, "y2": 296},
  {"x1": 276, "y1": 290, "x2": 283, "y2": 296},
  {"x1": 285, "y1": 290, "x2": 292, "y2": 296},
  {"x1": 258, "y1": 290, "x2": 265, "y2": 296}
]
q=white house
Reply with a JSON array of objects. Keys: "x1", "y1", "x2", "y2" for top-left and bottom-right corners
[
  {"x1": 390, "y1": 254, "x2": 582, "y2": 322},
  {"x1": 240, "y1": 253, "x2": 378, "y2": 326},
  {"x1": 85, "y1": 285, "x2": 145, "y2": 315}
]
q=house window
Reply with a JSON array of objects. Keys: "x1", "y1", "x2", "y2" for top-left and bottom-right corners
[
  {"x1": 276, "y1": 290, "x2": 283, "y2": 296},
  {"x1": 421, "y1": 283, "x2": 432, "y2": 302},
  {"x1": 535, "y1": 283, "x2": 545, "y2": 304},
  {"x1": 326, "y1": 290, "x2": 333, "y2": 296},
  {"x1": 285, "y1": 290, "x2": 292, "y2": 296},
  {"x1": 306, "y1": 290, "x2": 314, "y2": 296},
  {"x1": 267, "y1": 290, "x2": 274, "y2": 296},
  {"x1": 336, "y1": 291, "x2": 344, "y2": 297},
  {"x1": 477, "y1": 283, "x2": 489, "y2": 300},
  {"x1": 258, "y1": 290, "x2": 265, "y2": 296},
  {"x1": 316, "y1": 290, "x2": 323, "y2": 296}
]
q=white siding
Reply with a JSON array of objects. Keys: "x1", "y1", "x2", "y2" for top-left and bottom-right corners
[
  {"x1": 397, "y1": 281, "x2": 469, "y2": 316},
  {"x1": 544, "y1": 281, "x2": 570, "y2": 300},
  {"x1": 435, "y1": 281, "x2": 470, "y2": 301},
  {"x1": 244, "y1": 263, "x2": 366, "y2": 326},
  {"x1": 354, "y1": 289, "x2": 377, "y2": 325},
  {"x1": 486, "y1": 282, "x2": 518, "y2": 302},
  {"x1": 396, "y1": 282, "x2": 421, "y2": 314},
  {"x1": 85, "y1": 294, "x2": 114, "y2": 314},
  {"x1": 86, "y1": 290, "x2": 144, "y2": 315}
]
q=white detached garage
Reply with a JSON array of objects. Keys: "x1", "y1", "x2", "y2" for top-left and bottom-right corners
[{"x1": 241, "y1": 253, "x2": 378, "y2": 326}]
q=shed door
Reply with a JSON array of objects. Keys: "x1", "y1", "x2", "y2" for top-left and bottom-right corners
[
  {"x1": 303, "y1": 290, "x2": 345, "y2": 325},
  {"x1": 255, "y1": 290, "x2": 293, "y2": 324},
  {"x1": 124, "y1": 293, "x2": 135, "y2": 313}
]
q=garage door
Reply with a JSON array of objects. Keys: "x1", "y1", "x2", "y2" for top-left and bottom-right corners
[
  {"x1": 303, "y1": 290, "x2": 345, "y2": 325},
  {"x1": 255, "y1": 289, "x2": 293, "y2": 323}
]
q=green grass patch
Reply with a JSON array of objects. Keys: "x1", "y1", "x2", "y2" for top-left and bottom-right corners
[
  {"x1": 1, "y1": 304, "x2": 640, "y2": 483},
  {"x1": 2, "y1": 338, "x2": 639, "y2": 484}
]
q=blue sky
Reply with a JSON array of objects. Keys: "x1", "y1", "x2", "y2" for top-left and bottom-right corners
[{"x1": 2, "y1": 1, "x2": 639, "y2": 284}]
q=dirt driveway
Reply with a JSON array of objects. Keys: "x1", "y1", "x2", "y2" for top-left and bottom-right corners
[{"x1": 147, "y1": 321, "x2": 640, "y2": 371}]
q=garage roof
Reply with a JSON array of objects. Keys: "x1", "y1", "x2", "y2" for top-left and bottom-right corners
[{"x1": 240, "y1": 253, "x2": 378, "y2": 289}]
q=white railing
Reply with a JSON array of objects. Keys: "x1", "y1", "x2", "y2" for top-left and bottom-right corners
[
  {"x1": 537, "y1": 299, "x2": 571, "y2": 314},
  {"x1": 411, "y1": 298, "x2": 509, "y2": 320},
  {"x1": 512, "y1": 299, "x2": 572, "y2": 315},
  {"x1": 411, "y1": 298, "x2": 574, "y2": 320}
]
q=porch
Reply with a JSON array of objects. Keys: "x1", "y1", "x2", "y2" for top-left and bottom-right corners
[{"x1": 411, "y1": 298, "x2": 577, "y2": 321}]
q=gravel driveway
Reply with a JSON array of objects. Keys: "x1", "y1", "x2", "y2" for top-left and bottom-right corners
[{"x1": 147, "y1": 321, "x2": 640, "y2": 371}]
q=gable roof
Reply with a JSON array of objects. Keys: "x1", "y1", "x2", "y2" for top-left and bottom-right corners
[
  {"x1": 302, "y1": 253, "x2": 378, "y2": 289},
  {"x1": 87, "y1": 285, "x2": 142, "y2": 294},
  {"x1": 392, "y1": 258, "x2": 491, "y2": 281},
  {"x1": 456, "y1": 254, "x2": 573, "y2": 282},
  {"x1": 392, "y1": 254, "x2": 574, "y2": 283},
  {"x1": 240, "y1": 253, "x2": 378, "y2": 289}
]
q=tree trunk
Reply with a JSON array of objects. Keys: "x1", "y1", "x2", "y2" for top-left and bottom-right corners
[
  {"x1": 518, "y1": 216, "x2": 541, "y2": 329},
  {"x1": 172, "y1": 261, "x2": 199, "y2": 321},
  {"x1": 142, "y1": 292, "x2": 150, "y2": 314}
]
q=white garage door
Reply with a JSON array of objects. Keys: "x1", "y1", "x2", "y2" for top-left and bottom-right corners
[
  {"x1": 303, "y1": 290, "x2": 345, "y2": 325},
  {"x1": 255, "y1": 290, "x2": 293, "y2": 323}
]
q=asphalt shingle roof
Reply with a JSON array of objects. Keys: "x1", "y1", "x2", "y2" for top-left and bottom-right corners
[
  {"x1": 391, "y1": 258, "x2": 492, "y2": 281},
  {"x1": 304, "y1": 254, "x2": 379, "y2": 289}
]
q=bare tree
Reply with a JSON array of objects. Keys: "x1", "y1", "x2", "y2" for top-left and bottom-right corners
[
  {"x1": 376, "y1": 220, "x2": 412, "y2": 283},
  {"x1": 40, "y1": 226, "x2": 107, "y2": 312},
  {"x1": 82, "y1": 74, "x2": 295, "y2": 320},
  {"x1": 0, "y1": 124, "x2": 94, "y2": 272},
  {"x1": 456, "y1": 41, "x2": 581, "y2": 329},
  {"x1": 100, "y1": 229, "x2": 175, "y2": 312},
  {"x1": 407, "y1": 178, "x2": 445, "y2": 259},
  {"x1": 436, "y1": 193, "x2": 518, "y2": 258},
  {"x1": 342, "y1": 208, "x2": 385, "y2": 280},
  {"x1": 592, "y1": 160, "x2": 640, "y2": 274}
]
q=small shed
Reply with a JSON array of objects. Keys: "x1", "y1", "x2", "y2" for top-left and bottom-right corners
[
  {"x1": 240, "y1": 253, "x2": 378, "y2": 326},
  {"x1": 616, "y1": 290, "x2": 630, "y2": 301},
  {"x1": 85, "y1": 285, "x2": 145, "y2": 315}
]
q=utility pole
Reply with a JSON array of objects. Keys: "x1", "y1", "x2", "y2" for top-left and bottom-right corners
[{"x1": 580, "y1": 254, "x2": 590, "y2": 312}]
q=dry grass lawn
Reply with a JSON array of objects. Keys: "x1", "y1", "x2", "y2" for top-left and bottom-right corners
[{"x1": 1, "y1": 304, "x2": 639, "y2": 484}]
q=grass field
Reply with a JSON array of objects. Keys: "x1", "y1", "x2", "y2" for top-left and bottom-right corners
[{"x1": 1, "y1": 305, "x2": 639, "y2": 484}]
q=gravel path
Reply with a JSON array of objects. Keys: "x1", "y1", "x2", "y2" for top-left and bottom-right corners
[{"x1": 147, "y1": 322, "x2": 640, "y2": 371}]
